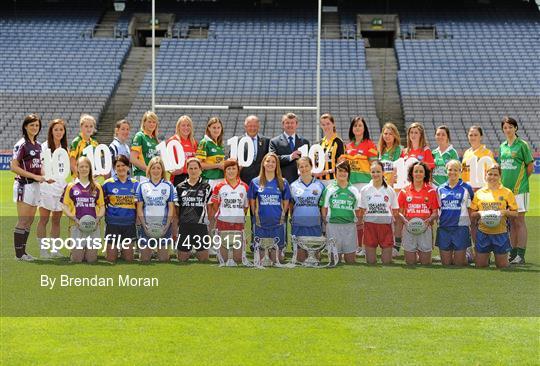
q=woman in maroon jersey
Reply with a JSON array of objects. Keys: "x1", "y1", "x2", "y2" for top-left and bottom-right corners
[{"x1": 10, "y1": 114, "x2": 51, "y2": 261}]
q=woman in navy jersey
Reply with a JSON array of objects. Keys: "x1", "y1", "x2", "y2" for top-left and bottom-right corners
[{"x1": 11, "y1": 114, "x2": 50, "y2": 261}]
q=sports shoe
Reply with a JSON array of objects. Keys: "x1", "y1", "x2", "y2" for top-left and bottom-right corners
[
  {"x1": 510, "y1": 255, "x2": 525, "y2": 265},
  {"x1": 16, "y1": 254, "x2": 35, "y2": 261},
  {"x1": 392, "y1": 248, "x2": 400, "y2": 258},
  {"x1": 356, "y1": 248, "x2": 365, "y2": 257}
]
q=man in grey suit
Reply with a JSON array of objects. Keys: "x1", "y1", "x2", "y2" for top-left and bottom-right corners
[
  {"x1": 269, "y1": 112, "x2": 310, "y2": 184},
  {"x1": 239, "y1": 115, "x2": 270, "y2": 185}
]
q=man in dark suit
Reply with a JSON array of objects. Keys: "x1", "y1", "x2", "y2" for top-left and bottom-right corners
[
  {"x1": 269, "y1": 112, "x2": 310, "y2": 184},
  {"x1": 239, "y1": 115, "x2": 270, "y2": 185}
]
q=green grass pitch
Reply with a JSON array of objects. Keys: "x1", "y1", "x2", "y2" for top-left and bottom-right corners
[{"x1": 1, "y1": 171, "x2": 539, "y2": 365}]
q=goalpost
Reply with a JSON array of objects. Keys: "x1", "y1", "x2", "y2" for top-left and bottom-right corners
[{"x1": 150, "y1": 0, "x2": 323, "y2": 141}]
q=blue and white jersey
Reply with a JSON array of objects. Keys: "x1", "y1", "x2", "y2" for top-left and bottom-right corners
[
  {"x1": 290, "y1": 178, "x2": 324, "y2": 227},
  {"x1": 437, "y1": 179, "x2": 474, "y2": 227},
  {"x1": 109, "y1": 137, "x2": 131, "y2": 179},
  {"x1": 102, "y1": 177, "x2": 138, "y2": 225},
  {"x1": 136, "y1": 178, "x2": 177, "y2": 225},
  {"x1": 248, "y1": 177, "x2": 291, "y2": 227}
]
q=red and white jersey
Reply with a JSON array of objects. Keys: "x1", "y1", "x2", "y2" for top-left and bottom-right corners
[
  {"x1": 211, "y1": 180, "x2": 249, "y2": 223},
  {"x1": 398, "y1": 183, "x2": 439, "y2": 220},
  {"x1": 360, "y1": 182, "x2": 399, "y2": 224}
]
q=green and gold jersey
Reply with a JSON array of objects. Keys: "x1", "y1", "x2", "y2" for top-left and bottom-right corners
[
  {"x1": 131, "y1": 130, "x2": 159, "y2": 177},
  {"x1": 69, "y1": 133, "x2": 99, "y2": 161},
  {"x1": 499, "y1": 137, "x2": 533, "y2": 194},
  {"x1": 196, "y1": 135, "x2": 224, "y2": 180}
]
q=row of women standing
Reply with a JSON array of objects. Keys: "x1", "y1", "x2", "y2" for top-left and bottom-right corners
[{"x1": 11, "y1": 112, "x2": 534, "y2": 267}]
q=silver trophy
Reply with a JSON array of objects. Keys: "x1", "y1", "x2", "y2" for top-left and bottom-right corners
[
  {"x1": 292, "y1": 235, "x2": 329, "y2": 267},
  {"x1": 218, "y1": 230, "x2": 243, "y2": 267},
  {"x1": 254, "y1": 236, "x2": 280, "y2": 267}
]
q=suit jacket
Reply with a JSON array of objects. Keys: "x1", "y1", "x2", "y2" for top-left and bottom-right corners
[
  {"x1": 239, "y1": 134, "x2": 270, "y2": 185},
  {"x1": 269, "y1": 133, "x2": 310, "y2": 184}
]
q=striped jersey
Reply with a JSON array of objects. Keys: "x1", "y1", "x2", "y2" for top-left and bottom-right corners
[
  {"x1": 102, "y1": 177, "x2": 139, "y2": 225},
  {"x1": 319, "y1": 134, "x2": 344, "y2": 181},
  {"x1": 379, "y1": 145, "x2": 402, "y2": 186},
  {"x1": 437, "y1": 179, "x2": 474, "y2": 227}
]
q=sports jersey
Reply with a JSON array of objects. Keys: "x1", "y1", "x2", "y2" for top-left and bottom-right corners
[
  {"x1": 248, "y1": 177, "x2": 291, "y2": 227},
  {"x1": 176, "y1": 177, "x2": 212, "y2": 225},
  {"x1": 12, "y1": 138, "x2": 42, "y2": 184},
  {"x1": 461, "y1": 145, "x2": 494, "y2": 183},
  {"x1": 211, "y1": 179, "x2": 249, "y2": 224},
  {"x1": 196, "y1": 135, "x2": 225, "y2": 180},
  {"x1": 166, "y1": 135, "x2": 198, "y2": 182},
  {"x1": 359, "y1": 182, "x2": 398, "y2": 225},
  {"x1": 136, "y1": 178, "x2": 176, "y2": 224},
  {"x1": 471, "y1": 185, "x2": 517, "y2": 234},
  {"x1": 437, "y1": 179, "x2": 474, "y2": 227},
  {"x1": 320, "y1": 181, "x2": 360, "y2": 224},
  {"x1": 341, "y1": 139, "x2": 378, "y2": 184},
  {"x1": 432, "y1": 145, "x2": 459, "y2": 186},
  {"x1": 319, "y1": 134, "x2": 344, "y2": 181},
  {"x1": 401, "y1": 146, "x2": 435, "y2": 169},
  {"x1": 379, "y1": 145, "x2": 402, "y2": 185},
  {"x1": 69, "y1": 134, "x2": 98, "y2": 161},
  {"x1": 40, "y1": 141, "x2": 68, "y2": 195},
  {"x1": 499, "y1": 137, "x2": 534, "y2": 194},
  {"x1": 109, "y1": 137, "x2": 131, "y2": 179},
  {"x1": 290, "y1": 177, "x2": 325, "y2": 227},
  {"x1": 131, "y1": 131, "x2": 159, "y2": 177},
  {"x1": 397, "y1": 183, "x2": 439, "y2": 220},
  {"x1": 102, "y1": 177, "x2": 138, "y2": 225},
  {"x1": 61, "y1": 181, "x2": 104, "y2": 221}
]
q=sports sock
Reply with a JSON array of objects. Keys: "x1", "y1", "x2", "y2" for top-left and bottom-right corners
[
  {"x1": 509, "y1": 247, "x2": 518, "y2": 260},
  {"x1": 14, "y1": 227, "x2": 26, "y2": 258},
  {"x1": 516, "y1": 247, "x2": 526, "y2": 259},
  {"x1": 394, "y1": 237, "x2": 402, "y2": 251}
]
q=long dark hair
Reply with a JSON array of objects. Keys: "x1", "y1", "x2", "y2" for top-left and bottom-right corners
[
  {"x1": 348, "y1": 116, "x2": 370, "y2": 143},
  {"x1": 407, "y1": 161, "x2": 431, "y2": 183},
  {"x1": 47, "y1": 119, "x2": 68, "y2": 151},
  {"x1": 22, "y1": 114, "x2": 42, "y2": 141},
  {"x1": 371, "y1": 160, "x2": 388, "y2": 188}
]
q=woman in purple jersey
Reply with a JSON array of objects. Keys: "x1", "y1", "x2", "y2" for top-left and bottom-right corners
[{"x1": 10, "y1": 114, "x2": 50, "y2": 261}]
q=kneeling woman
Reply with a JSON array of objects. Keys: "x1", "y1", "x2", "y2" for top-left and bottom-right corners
[
  {"x1": 470, "y1": 164, "x2": 517, "y2": 268},
  {"x1": 176, "y1": 158, "x2": 212, "y2": 262},
  {"x1": 102, "y1": 155, "x2": 139, "y2": 262},
  {"x1": 136, "y1": 157, "x2": 176, "y2": 262},
  {"x1": 320, "y1": 161, "x2": 361, "y2": 264},
  {"x1": 62, "y1": 157, "x2": 105, "y2": 263},
  {"x1": 211, "y1": 159, "x2": 249, "y2": 264},
  {"x1": 359, "y1": 161, "x2": 399, "y2": 265},
  {"x1": 397, "y1": 161, "x2": 439, "y2": 265},
  {"x1": 436, "y1": 160, "x2": 474, "y2": 266},
  {"x1": 290, "y1": 157, "x2": 325, "y2": 262},
  {"x1": 248, "y1": 153, "x2": 291, "y2": 263}
]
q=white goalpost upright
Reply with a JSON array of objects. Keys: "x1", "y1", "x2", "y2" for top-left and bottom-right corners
[{"x1": 150, "y1": 0, "x2": 323, "y2": 141}]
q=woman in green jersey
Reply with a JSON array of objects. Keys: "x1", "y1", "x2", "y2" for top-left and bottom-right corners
[
  {"x1": 432, "y1": 125, "x2": 459, "y2": 187},
  {"x1": 499, "y1": 117, "x2": 534, "y2": 264},
  {"x1": 130, "y1": 111, "x2": 159, "y2": 180}
]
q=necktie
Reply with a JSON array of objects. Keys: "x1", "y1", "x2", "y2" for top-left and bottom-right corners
[
  {"x1": 288, "y1": 136, "x2": 295, "y2": 152},
  {"x1": 252, "y1": 137, "x2": 258, "y2": 157}
]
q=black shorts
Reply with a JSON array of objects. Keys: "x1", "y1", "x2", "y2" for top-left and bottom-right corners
[
  {"x1": 177, "y1": 223, "x2": 209, "y2": 252},
  {"x1": 105, "y1": 223, "x2": 137, "y2": 248}
]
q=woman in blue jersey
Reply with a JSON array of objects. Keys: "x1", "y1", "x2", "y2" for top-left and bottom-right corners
[
  {"x1": 436, "y1": 160, "x2": 474, "y2": 266},
  {"x1": 248, "y1": 152, "x2": 291, "y2": 263},
  {"x1": 102, "y1": 155, "x2": 139, "y2": 263},
  {"x1": 136, "y1": 156, "x2": 176, "y2": 263},
  {"x1": 290, "y1": 157, "x2": 325, "y2": 262}
]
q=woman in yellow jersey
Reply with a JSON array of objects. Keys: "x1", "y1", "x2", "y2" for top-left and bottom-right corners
[
  {"x1": 470, "y1": 164, "x2": 517, "y2": 268},
  {"x1": 461, "y1": 126, "x2": 494, "y2": 186},
  {"x1": 316, "y1": 113, "x2": 344, "y2": 186}
]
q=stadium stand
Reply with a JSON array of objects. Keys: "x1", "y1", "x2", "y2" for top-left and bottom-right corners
[
  {"x1": 396, "y1": 11, "x2": 540, "y2": 151},
  {"x1": 0, "y1": 7, "x2": 130, "y2": 149},
  {"x1": 125, "y1": 11, "x2": 380, "y2": 143}
]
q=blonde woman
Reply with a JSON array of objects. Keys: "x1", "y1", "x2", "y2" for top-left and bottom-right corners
[
  {"x1": 166, "y1": 115, "x2": 198, "y2": 186},
  {"x1": 69, "y1": 114, "x2": 98, "y2": 175},
  {"x1": 131, "y1": 111, "x2": 159, "y2": 180},
  {"x1": 377, "y1": 122, "x2": 403, "y2": 187}
]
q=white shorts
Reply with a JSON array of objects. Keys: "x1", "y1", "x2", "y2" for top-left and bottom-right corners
[
  {"x1": 515, "y1": 193, "x2": 529, "y2": 213},
  {"x1": 69, "y1": 225, "x2": 101, "y2": 249},
  {"x1": 13, "y1": 181, "x2": 40, "y2": 206},
  {"x1": 326, "y1": 223, "x2": 357, "y2": 254},
  {"x1": 39, "y1": 192, "x2": 64, "y2": 212},
  {"x1": 401, "y1": 226, "x2": 433, "y2": 253}
]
